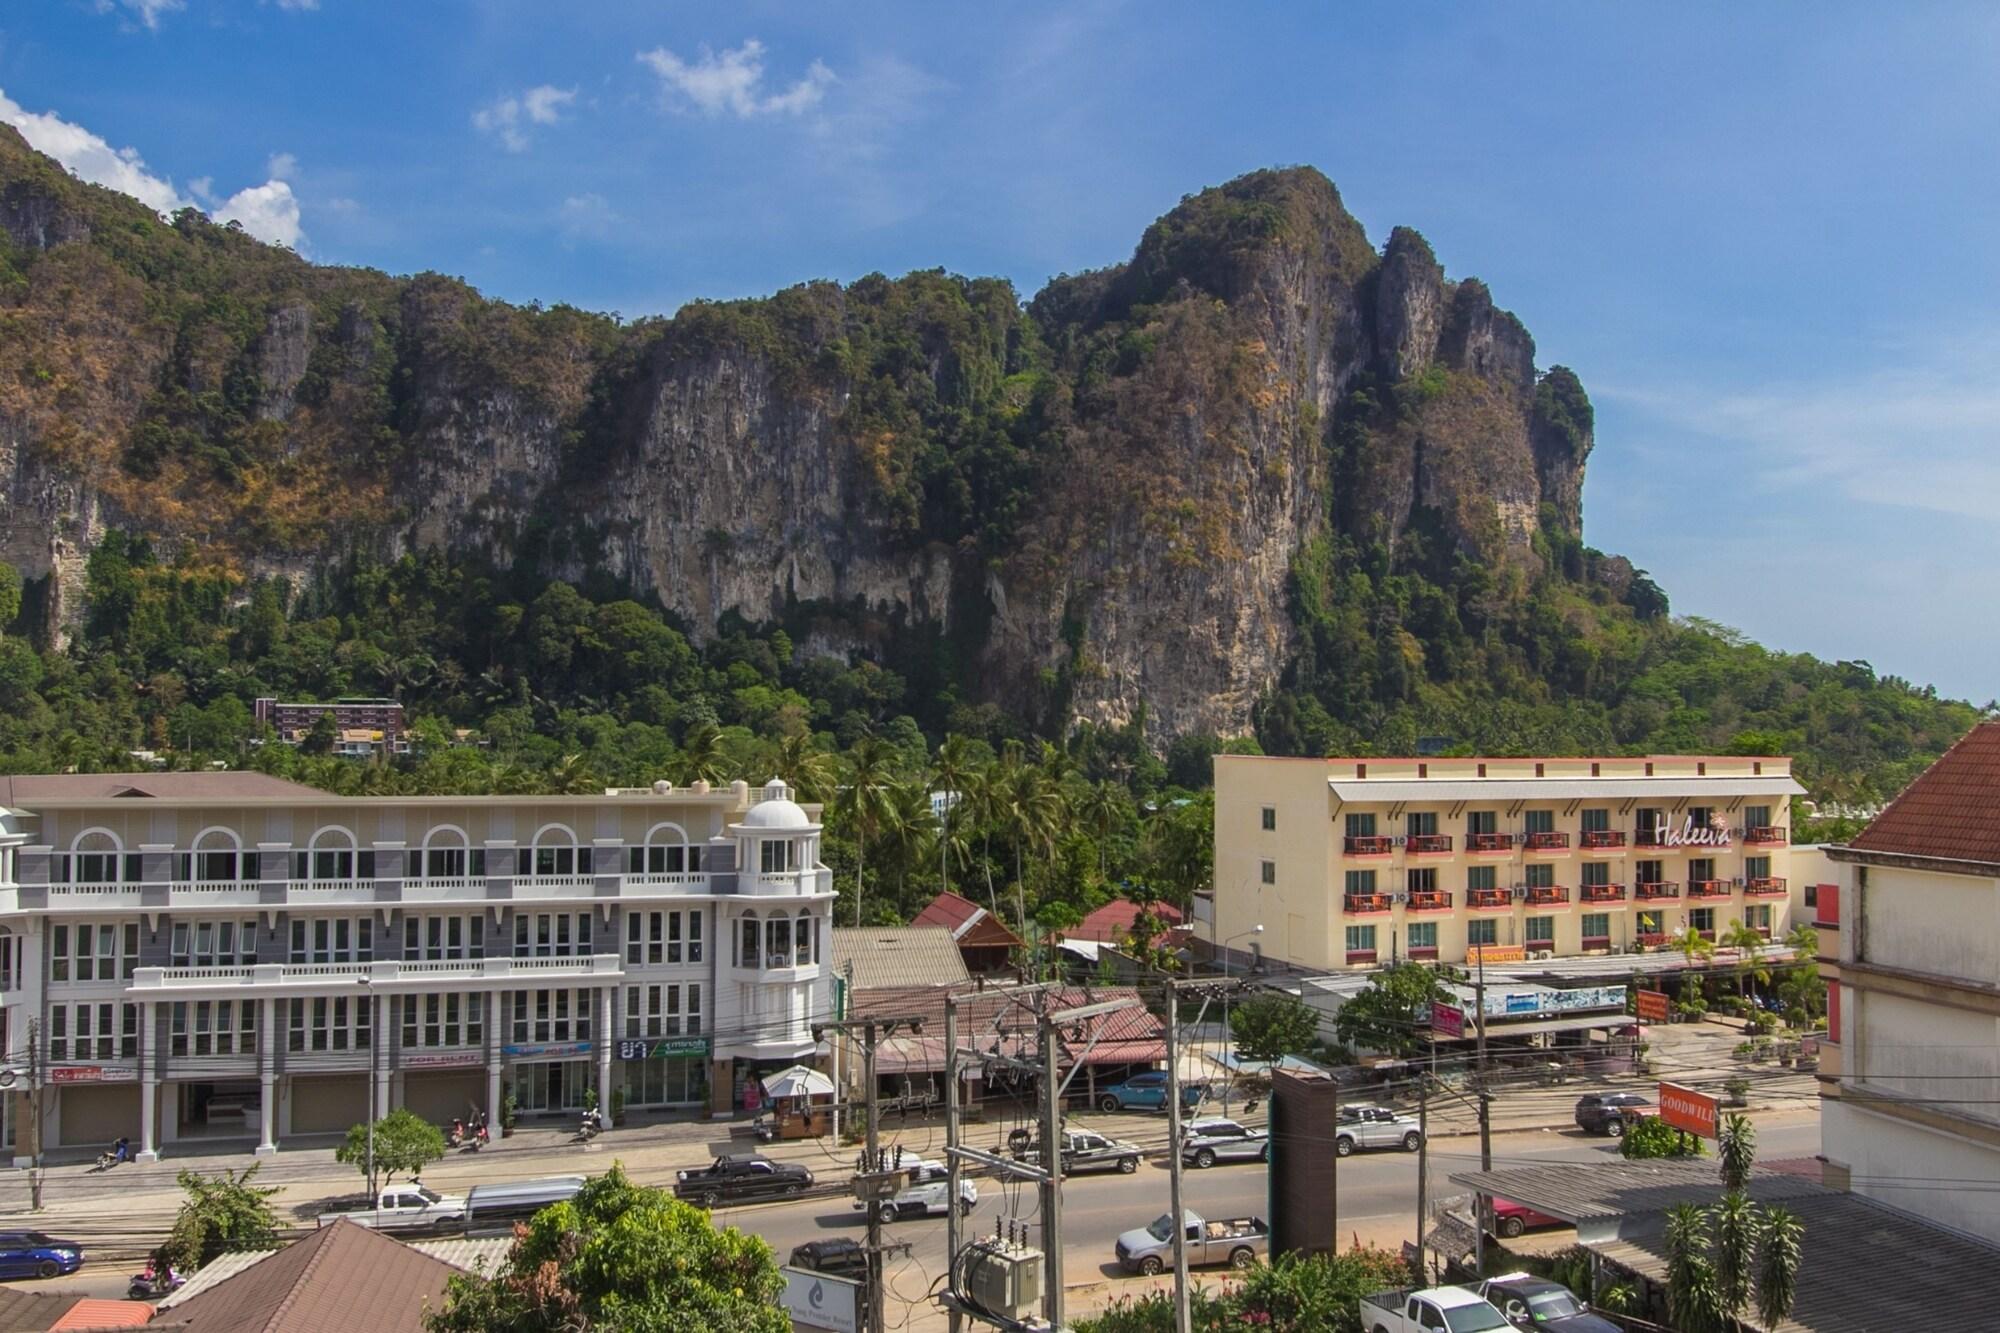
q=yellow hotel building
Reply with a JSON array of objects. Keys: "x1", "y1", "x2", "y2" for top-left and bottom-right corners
[{"x1": 1202, "y1": 754, "x2": 1805, "y2": 971}]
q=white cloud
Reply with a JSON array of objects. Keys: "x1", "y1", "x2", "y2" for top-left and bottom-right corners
[
  {"x1": 473, "y1": 84, "x2": 576, "y2": 152},
  {"x1": 637, "y1": 39, "x2": 833, "y2": 118},
  {"x1": 95, "y1": 0, "x2": 184, "y2": 31},
  {"x1": 266, "y1": 151, "x2": 298, "y2": 181},
  {"x1": 0, "y1": 88, "x2": 305, "y2": 249},
  {"x1": 558, "y1": 192, "x2": 617, "y2": 242},
  {"x1": 269, "y1": 0, "x2": 320, "y2": 10}
]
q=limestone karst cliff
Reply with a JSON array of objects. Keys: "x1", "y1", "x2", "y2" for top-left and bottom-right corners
[{"x1": 0, "y1": 129, "x2": 1593, "y2": 742}]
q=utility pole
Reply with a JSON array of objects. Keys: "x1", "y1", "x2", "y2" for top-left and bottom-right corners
[
  {"x1": 1415, "y1": 1073, "x2": 1429, "y2": 1284},
  {"x1": 863, "y1": 1019, "x2": 885, "y2": 1333},
  {"x1": 27, "y1": 1017, "x2": 42, "y2": 1212},
  {"x1": 1164, "y1": 988, "x2": 1191, "y2": 1333},
  {"x1": 1038, "y1": 1004, "x2": 1064, "y2": 1331},
  {"x1": 1473, "y1": 953, "x2": 1491, "y2": 1276},
  {"x1": 944, "y1": 997, "x2": 964, "y2": 1333}
]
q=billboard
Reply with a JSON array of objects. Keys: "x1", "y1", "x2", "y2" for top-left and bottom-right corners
[
  {"x1": 1659, "y1": 1081, "x2": 1719, "y2": 1138},
  {"x1": 1430, "y1": 1001, "x2": 1465, "y2": 1038},
  {"x1": 1635, "y1": 990, "x2": 1671, "y2": 1023}
]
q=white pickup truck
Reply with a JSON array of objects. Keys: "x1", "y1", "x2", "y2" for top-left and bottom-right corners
[
  {"x1": 316, "y1": 1181, "x2": 466, "y2": 1232},
  {"x1": 1358, "y1": 1286, "x2": 1511, "y2": 1333}
]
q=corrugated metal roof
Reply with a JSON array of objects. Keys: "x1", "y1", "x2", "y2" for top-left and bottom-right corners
[
  {"x1": 157, "y1": 1250, "x2": 278, "y2": 1310},
  {"x1": 408, "y1": 1236, "x2": 513, "y2": 1275},
  {"x1": 1328, "y1": 776, "x2": 1805, "y2": 803},
  {"x1": 1847, "y1": 721, "x2": 2000, "y2": 866},
  {"x1": 1447, "y1": 1158, "x2": 1825, "y2": 1222},
  {"x1": 831, "y1": 927, "x2": 973, "y2": 991}
]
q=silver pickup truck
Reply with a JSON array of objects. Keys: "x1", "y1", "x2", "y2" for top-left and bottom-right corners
[
  {"x1": 1358, "y1": 1286, "x2": 1510, "y2": 1333},
  {"x1": 1114, "y1": 1210, "x2": 1268, "y2": 1275},
  {"x1": 316, "y1": 1181, "x2": 466, "y2": 1232}
]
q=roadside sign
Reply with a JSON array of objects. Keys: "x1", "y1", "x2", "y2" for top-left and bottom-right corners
[
  {"x1": 1467, "y1": 945, "x2": 1526, "y2": 965},
  {"x1": 1636, "y1": 989, "x2": 1671, "y2": 1023},
  {"x1": 1430, "y1": 1001, "x2": 1465, "y2": 1038},
  {"x1": 1659, "y1": 1081, "x2": 1719, "y2": 1138},
  {"x1": 781, "y1": 1266, "x2": 860, "y2": 1332}
]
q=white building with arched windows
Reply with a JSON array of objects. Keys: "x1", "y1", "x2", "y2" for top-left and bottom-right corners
[{"x1": 0, "y1": 771, "x2": 835, "y2": 1161}]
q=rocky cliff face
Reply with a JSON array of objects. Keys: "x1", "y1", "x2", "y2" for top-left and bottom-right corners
[{"x1": 0, "y1": 131, "x2": 1592, "y2": 742}]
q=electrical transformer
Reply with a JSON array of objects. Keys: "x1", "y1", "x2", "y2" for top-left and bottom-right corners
[{"x1": 962, "y1": 1240, "x2": 1044, "y2": 1321}]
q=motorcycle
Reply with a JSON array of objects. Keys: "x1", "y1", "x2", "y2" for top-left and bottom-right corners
[
  {"x1": 129, "y1": 1270, "x2": 184, "y2": 1300},
  {"x1": 572, "y1": 1109, "x2": 602, "y2": 1143}
]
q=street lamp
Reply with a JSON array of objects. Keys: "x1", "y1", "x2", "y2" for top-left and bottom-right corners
[{"x1": 1220, "y1": 925, "x2": 1263, "y2": 1114}]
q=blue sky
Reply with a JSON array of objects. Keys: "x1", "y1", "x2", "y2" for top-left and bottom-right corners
[{"x1": 4, "y1": 2, "x2": 1997, "y2": 703}]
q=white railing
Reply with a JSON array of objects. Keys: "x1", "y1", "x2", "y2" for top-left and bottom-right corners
[
  {"x1": 173, "y1": 880, "x2": 265, "y2": 893},
  {"x1": 408, "y1": 877, "x2": 474, "y2": 891},
  {"x1": 129, "y1": 954, "x2": 624, "y2": 991},
  {"x1": 624, "y1": 872, "x2": 711, "y2": 888},
  {"x1": 48, "y1": 881, "x2": 135, "y2": 895},
  {"x1": 513, "y1": 875, "x2": 598, "y2": 895}
]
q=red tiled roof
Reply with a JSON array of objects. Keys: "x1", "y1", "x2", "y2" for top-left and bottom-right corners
[
  {"x1": 849, "y1": 983, "x2": 1165, "y2": 1073},
  {"x1": 163, "y1": 1219, "x2": 456, "y2": 1333},
  {"x1": 911, "y1": 891, "x2": 1022, "y2": 949},
  {"x1": 1068, "y1": 899, "x2": 1185, "y2": 944},
  {"x1": 49, "y1": 1299, "x2": 156, "y2": 1329},
  {"x1": 1847, "y1": 722, "x2": 2000, "y2": 866}
]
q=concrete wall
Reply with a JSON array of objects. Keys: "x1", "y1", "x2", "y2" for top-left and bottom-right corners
[
  {"x1": 1824, "y1": 1098, "x2": 2000, "y2": 1244},
  {"x1": 1857, "y1": 864, "x2": 2000, "y2": 980}
]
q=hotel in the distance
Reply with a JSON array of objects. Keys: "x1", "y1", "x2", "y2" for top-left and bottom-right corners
[{"x1": 1200, "y1": 754, "x2": 1807, "y2": 971}]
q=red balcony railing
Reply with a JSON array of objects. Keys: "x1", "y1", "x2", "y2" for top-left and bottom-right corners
[
  {"x1": 1525, "y1": 885, "x2": 1571, "y2": 906},
  {"x1": 1344, "y1": 893, "x2": 1392, "y2": 914},
  {"x1": 1345, "y1": 836, "x2": 1394, "y2": 856},
  {"x1": 1467, "y1": 833, "x2": 1514, "y2": 853},
  {"x1": 1637, "y1": 931, "x2": 1668, "y2": 947},
  {"x1": 1582, "y1": 933, "x2": 1611, "y2": 949},
  {"x1": 1407, "y1": 834, "x2": 1454, "y2": 855},
  {"x1": 1408, "y1": 945, "x2": 1439, "y2": 960},
  {"x1": 1346, "y1": 949, "x2": 1378, "y2": 964},
  {"x1": 1697, "y1": 929, "x2": 1717, "y2": 942},
  {"x1": 1524, "y1": 831, "x2": 1571, "y2": 851},
  {"x1": 1580, "y1": 830, "x2": 1627, "y2": 850},
  {"x1": 1581, "y1": 882, "x2": 1627, "y2": 904},
  {"x1": 1406, "y1": 890, "x2": 1454, "y2": 912},
  {"x1": 1635, "y1": 881, "x2": 1680, "y2": 901},
  {"x1": 1745, "y1": 876, "x2": 1788, "y2": 897},
  {"x1": 1635, "y1": 829, "x2": 1669, "y2": 848},
  {"x1": 1468, "y1": 888, "x2": 1512, "y2": 909},
  {"x1": 1744, "y1": 826, "x2": 1787, "y2": 846},
  {"x1": 1687, "y1": 879, "x2": 1731, "y2": 900}
]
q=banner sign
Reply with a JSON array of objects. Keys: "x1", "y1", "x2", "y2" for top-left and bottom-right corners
[
  {"x1": 1482, "y1": 985, "x2": 1627, "y2": 1018},
  {"x1": 617, "y1": 1037, "x2": 711, "y2": 1061},
  {"x1": 1659, "y1": 1081, "x2": 1719, "y2": 1138},
  {"x1": 1636, "y1": 989, "x2": 1672, "y2": 1023},
  {"x1": 1467, "y1": 945, "x2": 1525, "y2": 965},
  {"x1": 781, "y1": 1267, "x2": 860, "y2": 1333},
  {"x1": 502, "y1": 1041, "x2": 593, "y2": 1060},
  {"x1": 402, "y1": 1052, "x2": 484, "y2": 1070},
  {"x1": 1430, "y1": 1001, "x2": 1465, "y2": 1039},
  {"x1": 49, "y1": 1065, "x2": 137, "y2": 1084}
]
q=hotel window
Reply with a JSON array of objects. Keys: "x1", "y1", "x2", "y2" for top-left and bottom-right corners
[
  {"x1": 1580, "y1": 808, "x2": 1610, "y2": 833},
  {"x1": 796, "y1": 911, "x2": 814, "y2": 966},
  {"x1": 1467, "y1": 865, "x2": 1497, "y2": 892},
  {"x1": 738, "y1": 918, "x2": 760, "y2": 969},
  {"x1": 172, "y1": 919, "x2": 260, "y2": 969},
  {"x1": 1745, "y1": 805, "x2": 1771, "y2": 832},
  {"x1": 1466, "y1": 811, "x2": 1497, "y2": 835},
  {"x1": 1260, "y1": 807, "x2": 1276, "y2": 832},
  {"x1": 1343, "y1": 813, "x2": 1377, "y2": 838},
  {"x1": 1344, "y1": 925, "x2": 1376, "y2": 954},
  {"x1": 1467, "y1": 919, "x2": 1498, "y2": 947},
  {"x1": 288, "y1": 917, "x2": 372, "y2": 964},
  {"x1": 515, "y1": 844, "x2": 595, "y2": 877},
  {"x1": 1526, "y1": 864, "x2": 1555, "y2": 889},
  {"x1": 1804, "y1": 884, "x2": 1818, "y2": 909},
  {"x1": 287, "y1": 995, "x2": 371, "y2": 1052},
  {"x1": 1260, "y1": 860, "x2": 1276, "y2": 885},
  {"x1": 1526, "y1": 917, "x2": 1555, "y2": 945},
  {"x1": 512, "y1": 912, "x2": 593, "y2": 958},
  {"x1": 1524, "y1": 810, "x2": 1554, "y2": 835},
  {"x1": 1344, "y1": 870, "x2": 1376, "y2": 896},
  {"x1": 1407, "y1": 922, "x2": 1438, "y2": 950},
  {"x1": 1636, "y1": 859, "x2": 1664, "y2": 885},
  {"x1": 423, "y1": 844, "x2": 486, "y2": 879},
  {"x1": 1688, "y1": 858, "x2": 1716, "y2": 884},
  {"x1": 1637, "y1": 910, "x2": 1663, "y2": 937},
  {"x1": 50, "y1": 1003, "x2": 139, "y2": 1061},
  {"x1": 1636, "y1": 808, "x2": 1666, "y2": 841},
  {"x1": 1689, "y1": 907, "x2": 1715, "y2": 933},
  {"x1": 764, "y1": 915, "x2": 794, "y2": 967},
  {"x1": 1405, "y1": 811, "x2": 1437, "y2": 837},
  {"x1": 51, "y1": 922, "x2": 141, "y2": 983},
  {"x1": 760, "y1": 841, "x2": 792, "y2": 874},
  {"x1": 1745, "y1": 905, "x2": 1772, "y2": 932},
  {"x1": 510, "y1": 988, "x2": 594, "y2": 1044},
  {"x1": 404, "y1": 914, "x2": 484, "y2": 961},
  {"x1": 175, "y1": 1000, "x2": 255, "y2": 1056},
  {"x1": 1406, "y1": 867, "x2": 1437, "y2": 893},
  {"x1": 629, "y1": 843, "x2": 702, "y2": 874},
  {"x1": 402, "y1": 992, "x2": 483, "y2": 1049},
  {"x1": 1746, "y1": 856, "x2": 1771, "y2": 881},
  {"x1": 1581, "y1": 862, "x2": 1610, "y2": 887},
  {"x1": 1582, "y1": 913, "x2": 1610, "y2": 940},
  {"x1": 1688, "y1": 807, "x2": 1715, "y2": 834},
  {"x1": 626, "y1": 983, "x2": 703, "y2": 1038}
]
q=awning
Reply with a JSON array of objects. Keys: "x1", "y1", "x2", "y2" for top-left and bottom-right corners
[
  {"x1": 762, "y1": 1065, "x2": 835, "y2": 1098},
  {"x1": 1428, "y1": 1013, "x2": 1634, "y2": 1041},
  {"x1": 1329, "y1": 776, "x2": 1805, "y2": 804}
]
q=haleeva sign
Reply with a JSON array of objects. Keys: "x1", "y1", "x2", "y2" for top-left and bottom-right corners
[{"x1": 1650, "y1": 814, "x2": 1733, "y2": 848}]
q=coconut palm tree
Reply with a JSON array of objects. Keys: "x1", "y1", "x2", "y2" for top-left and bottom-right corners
[
  {"x1": 929, "y1": 734, "x2": 979, "y2": 898},
  {"x1": 834, "y1": 737, "x2": 898, "y2": 927},
  {"x1": 1075, "y1": 779, "x2": 1126, "y2": 885},
  {"x1": 1006, "y1": 763, "x2": 1065, "y2": 940},
  {"x1": 1720, "y1": 920, "x2": 1769, "y2": 1002},
  {"x1": 875, "y1": 781, "x2": 938, "y2": 916},
  {"x1": 677, "y1": 722, "x2": 727, "y2": 786},
  {"x1": 773, "y1": 732, "x2": 839, "y2": 803},
  {"x1": 548, "y1": 753, "x2": 601, "y2": 795}
]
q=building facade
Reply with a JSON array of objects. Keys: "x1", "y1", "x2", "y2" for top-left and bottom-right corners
[
  {"x1": 1823, "y1": 723, "x2": 2000, "y2": 1244},
  {"x1": 1203, "y1": 754, "x2": 1804, "y2": 971},
  {"x1": 0, "y1": 773, "x2": 834, "y2": 1162}
]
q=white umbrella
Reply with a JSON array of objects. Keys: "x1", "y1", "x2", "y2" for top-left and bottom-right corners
[{"x1": 761, "y1": 1064, "x2": 834, "y2": 1099}]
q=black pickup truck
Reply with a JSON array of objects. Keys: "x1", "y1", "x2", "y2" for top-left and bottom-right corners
[{"x1": 673, "y1": 1154, "x2": 815, "y2": 1207}]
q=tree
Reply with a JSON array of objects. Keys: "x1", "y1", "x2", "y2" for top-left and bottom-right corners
[
  {"x1": 1720, "y1": 920, "x2": 1768, "y2": 1000},
  {"x1": 162, "y1": 1165, "x2": 281, "y2": 1273},
  {"x1": 336, "y1": 1109, "x2": 446, "y2": 1193},
  {"x1": 1230, "y1": 992, "x2": 1319, "y2": 1064},
  {"x1": 1664, "y1": 1113, "x2": 1805, "y2": 1333},
  {"x1": 1619, "y1": 1114, "x2": 1704, "y2": 1161},
  {"x1": 677, "y1": 721, "x2": 727, "y2": 786},
  {"x1": 302, "y1": 709, "x2": 338, "y2": 755},
  {"x1": 424, "y1": 1164, "x2": 789, "y2": 1333},
  {"x1": 1333, "y1": 962, "x2": 1448, "y2": 1057},
  {"x1": 833, "y1": 736, "x2": 897, "y2": 927},
  {"x1": 928, "y1": 734, "x2": 979, "y2": 897},
  {"x1": 774, "y1": 732, "x2": 839, "y2": 803}
]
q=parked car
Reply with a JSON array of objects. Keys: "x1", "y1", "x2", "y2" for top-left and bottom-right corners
[
  {"x1": 853, "y1": 1158, "x2": 977, "y2": 1220},
  {"x1": 1114, "y1": 1210, "x2": 1269, "y2": 1275},
  {"x1": 1477, "y1": 1274, "x2": 1621, "y2": 1332},
  {"x1": 0, "y1": 1232, "x2": 83, "y2": 1281},
  {"x1": 315, "y1": 1182, "x2": 465, "y2": 1232},
  {"x1": 1488, "y1": 1198, "x2": 1565, "y2": 1240},
  {"x1": 673, "y1": 1154, "x2": 814, "y2": 1207},
  {"x1": 1180, "y1": 1118, "x2": 1269, "y2": 1168},
  {"x1": 1335, "y1": 1104, "x2": 1423, "y2": 1156},
  {"x1": 1012, "y1": 1128, "x2": 1144, "y2": 1175},
  {"x1": 1096, "y1": 1071, "x2": 1203, "y2": 1113},
  {"x1": 1573, "y1": 1093, "x2": 1652, "y2": 1137},
  {"x1": 1359, "y1": 1285, "x2": 1510, "y2": 1333},
  {"x1": 789, "y1": 1237, "x2": 871, "y2": 1281}
]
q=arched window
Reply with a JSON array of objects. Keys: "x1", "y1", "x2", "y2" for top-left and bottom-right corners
[
  {"x1": 522, "y1": 824, "x2": 589, "y2": 878},
  {"x1": 738, "y1": 912, "x2": 761, "y2": 969},
  {"x1": 795, "y1": 910, "x2": 813, "y2": 965},
  {"x1": 634, "y1": 822, "x2": 699, "y2": 876},
  {"x1": 422, "y1": 827, "x2": 471, "y2": 881},
  {"x1": 308, "y1": 827, "x2": 357, "y2": 881},
  {"x1": 191, "y1": 827, "x2": 241, "y2": 883},
  {"x1": 70, "y1": 829, "x2": 123, "y2": 885},
  {"x1": 766, "y1": 915, "x2": 792, "y2": 969}
]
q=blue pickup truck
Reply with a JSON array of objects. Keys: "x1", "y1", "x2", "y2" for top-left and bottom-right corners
[{"x1": 1095, "y1": 1071, "x2": 1204, "y2": 1113}]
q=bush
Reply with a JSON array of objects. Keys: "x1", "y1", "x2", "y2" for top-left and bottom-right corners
[
  {"x1": 1071, "y1": 1246, "x2": 1410, "y2": 1333},
  {"x1": 1620, "y1": 1116, "x2": 1704, "y2": 1161},
  {"x1": 162, "y1": 1166, "x2": 280, "y2": 1272}
]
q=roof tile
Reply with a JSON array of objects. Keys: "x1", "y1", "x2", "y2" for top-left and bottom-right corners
[{"x1": 1848, "y1": 721, "x2": 2000, "y2": 865}]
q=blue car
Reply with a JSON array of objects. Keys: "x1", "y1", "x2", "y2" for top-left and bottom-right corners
[
  {"x1": 1095, "y1": 1071, "x2": 1203, "y2": 1113},
  {"x1": 0, "y1": 1231, "x2": 83, "y2": 1280}
]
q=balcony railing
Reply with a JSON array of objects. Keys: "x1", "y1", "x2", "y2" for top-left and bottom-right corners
[
  {"x1": 1580, "y1": 830, "x2": 1627, "y2": 850},
  {"x1": 1743, "y1": 826, "x2": 1787, "y2": 846},
  {"x1": 1344, "y1": 836, "x2": 1395, "y2": 856},
  {"x1": 1687, "y1": 879, "x2": 1731, "y2": 900},
  {"x1": 1582, "y1": 933, "x2": 1611, "y2": 949},
  {"x1": 1581, "y1": 883, "x2": 1627, "y2": 904},
  {"x1": 1406, "y1": 891, "x2": 1454, "y2": 912},
  {"x1": 1635, "y1": 830, "x2": 1671, "y2": 848},
  {"x1": 1524, "y1": 832, "x2": 1571, "y2": 851},
  {"x1": 1525, "y1": 885, "x2": 1570, "y2": 906},
  {"x1": 1343, "y1": 894, "x2": 1392, "y2": 915},
  {"x1": 1407, "y1": 834, "x2": 1453, "y2": 855},
  {"x1": 1409, "y1": 946, "x2": 1439, "y2": 960},
  {"x1": 1467, "y1": 833, "x2": 1514, "y2": 853},
  {"x1": 1345, "y1": 949, "x2": 1378, "y2": 965},
  {"x1": 1745, "y1": 876, "x2": 1788, "y2": 897},
  {"x1": 1637, "y1": 931, "x2": 1669, "y2": 947},
  {"x1": 1468, "y1": 888, "x2": 1512, "y2": 909},
  {"x1": 130, "y1": 953, "x2": 624, "y2": 992},
  {"x1": 1635, "y1": 881, "x2": 1680, "y2": 901}
]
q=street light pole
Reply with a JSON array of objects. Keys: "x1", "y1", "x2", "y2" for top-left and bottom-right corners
[{"x1": 1219, "y1": 924, "x2": 1262, "y2": 1115}]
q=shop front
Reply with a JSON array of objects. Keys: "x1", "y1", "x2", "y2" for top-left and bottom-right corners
[
  {"x1": 400, "y1": 1054, "x2": 488, "y2": 1124},
  {"x1": 285, "y1": 1072, "x2": 369, "y2": 1135},
  {"x1": 50, "y1": 1066, "x2": 140, "y2": 1147},
  {"x1": 504, "y1": 1041, "x2": 595, "y2": 1116},
  {"x1": 615, "y1": 1035, "x2": 710, "y2": 1110}
]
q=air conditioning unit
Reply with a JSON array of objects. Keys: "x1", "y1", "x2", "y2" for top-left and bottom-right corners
[
  {"x1": 1732, "y1": 876, "x2": 1746, "y2": 888},
  {"x1": 1511, "y1": 884, "x2": 1529, "y2": 899},
  {"x1": 1527, "y1": 949, "x2": 1555, "y2": 960},
  {"x1": 1392, "y1": 892, "x2": 1410, "y2": 905},
  {"x1": 963, "y1": 1242, "x2": 1043, "y2": 1322}
]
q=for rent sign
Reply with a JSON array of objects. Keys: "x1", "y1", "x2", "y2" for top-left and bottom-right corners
[
  {"x1": 1635, "y1": 989, "x2": 1671, "y2": 1023},
  {"x1": 1430, "y1": 1001, "x2": 1465, "y2": 1038},
  {"x1": 1659, "y1": 1081, "x2": 1719, "y2": 1138}
]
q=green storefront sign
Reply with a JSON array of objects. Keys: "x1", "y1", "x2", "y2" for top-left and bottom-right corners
[{"x1": 615, "y1": 1037, "x2": 711, "y2": 1061}]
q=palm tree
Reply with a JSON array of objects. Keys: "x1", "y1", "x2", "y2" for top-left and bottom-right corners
[
  {"x1": 958, "y1": 760, "x2": 1005, "y2": 920},
  {"x1": 1006, "y1": 763, "x2": 1065, "y2": 942},
  {"x1": 1755, "y1": 1206, "x2": 1804, "y2": 1330},
  {"x1": 548, "y1": 753, "x2": 601, "y2": 795},
  {"x1": 677, "y1": 722, "x2": 727, "y2": 786},
  {"x1": 1720, "y1": 920, "x2": 1769, "y2": 1002},
  {"x1": 834, "y1": 738, "x2": 898, "y2": 927},
  {"x1": 1076, "y1": 779, "x2": 1125, "y2": 885},
  {"x1": 1672, "y1": 924, "x2": 1717, "y2": 969},
  {"x1": 773, "y1": 732, "x2": 839, "y2": 803},
  {"x1": 875, "y1": 781, "x2": 938, "y2": 916},
  {"x1": 929, "y1": 734, "x2": 979, "y2": 899},
  {"x1": 1665, "y1": 1202, "x2": 1726, "y2": 1333}
]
